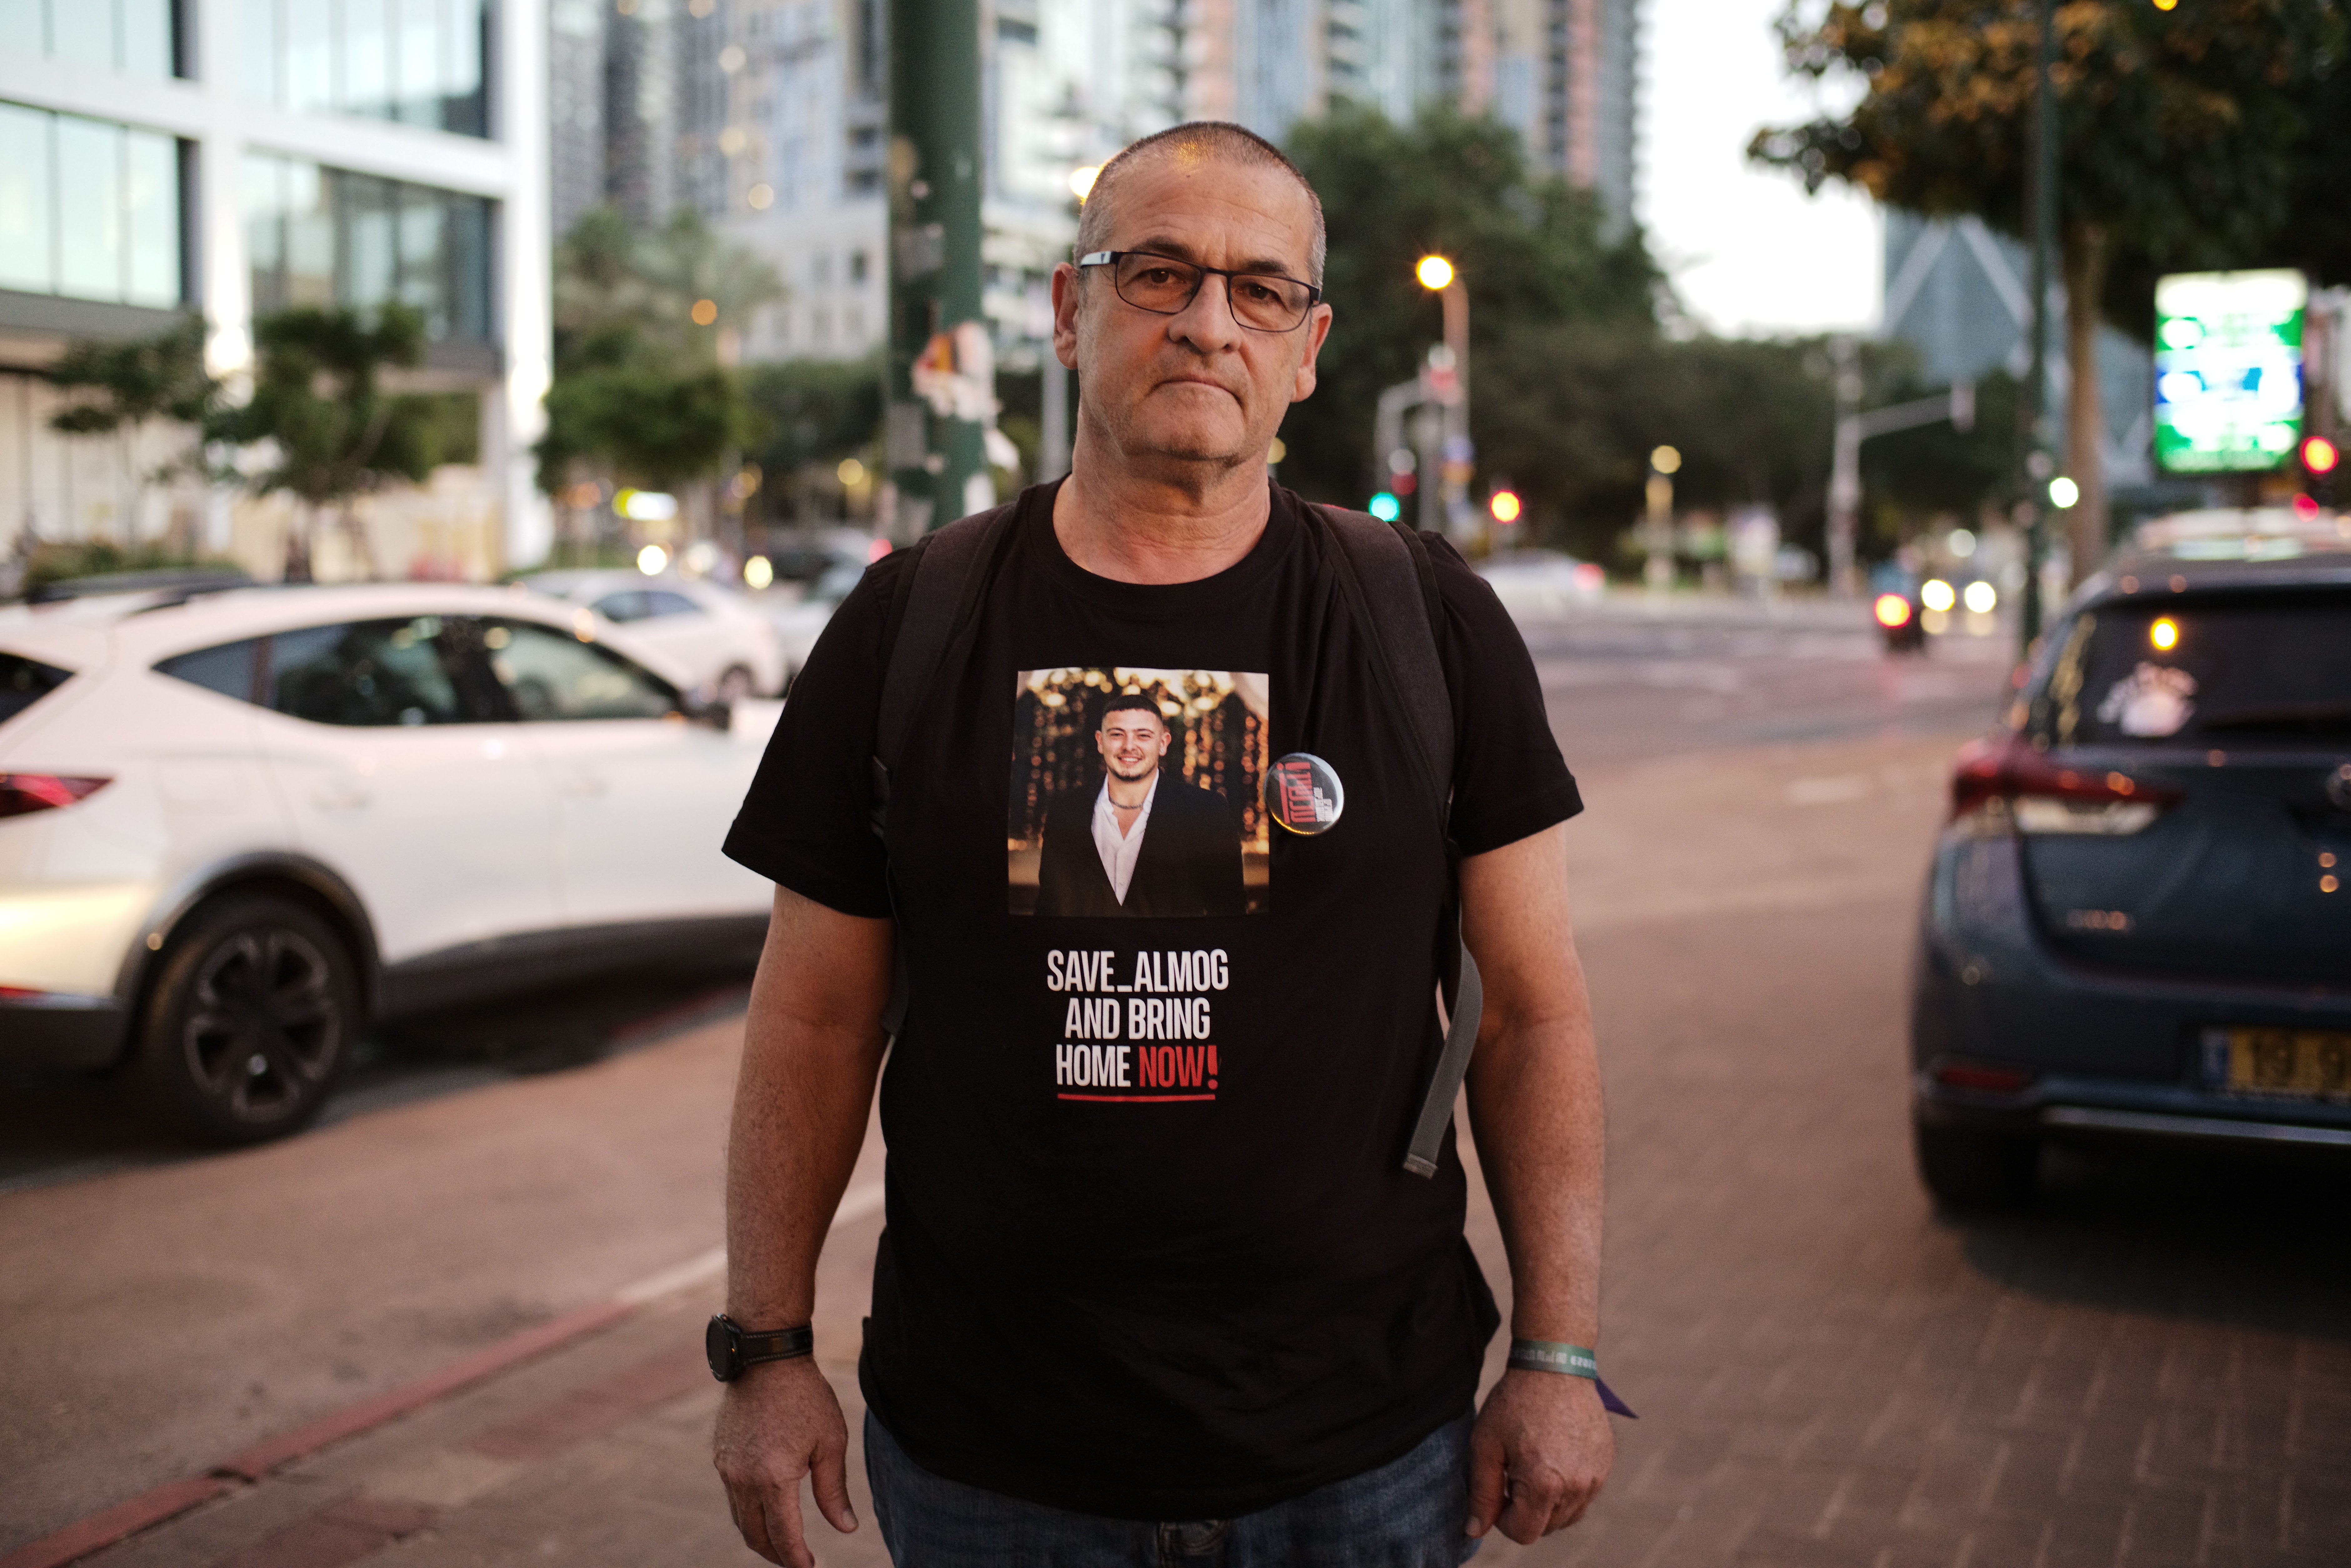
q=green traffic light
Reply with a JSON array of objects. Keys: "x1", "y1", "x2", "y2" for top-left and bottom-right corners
[{"x1": 1368, "y1": 492, "x2": 1401, "y2": 522}]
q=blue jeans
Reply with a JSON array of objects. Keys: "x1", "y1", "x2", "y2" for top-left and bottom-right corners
[{"x1": 864, "y1": 1409, "x2": 1479, "y2": 1568}]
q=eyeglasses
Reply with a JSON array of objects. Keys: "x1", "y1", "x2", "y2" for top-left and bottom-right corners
[{"x1": 1077, "y1": 251, "x2": 1322, "y2": 333}]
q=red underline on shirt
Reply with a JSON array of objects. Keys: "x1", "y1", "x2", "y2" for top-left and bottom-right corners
[{"x1": 1056, "y1": 1093, "x2": 1218, "y2": 1103}]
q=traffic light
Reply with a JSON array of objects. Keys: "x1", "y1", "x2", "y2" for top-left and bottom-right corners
[
  {"x1": 2306, "y1": 434, "x2": 2340, "y2": 508},
  {"x1": 1488, "y1": 490, "x2": 1522, "y2": 524},
  {"x1": 1368, "y1": 492, "x2": 1402, "y2": 522}
]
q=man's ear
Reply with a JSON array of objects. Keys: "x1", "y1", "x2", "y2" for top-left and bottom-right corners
[{"x1": 1050, "y1": 262, "x2": 1082, "y2": 371}]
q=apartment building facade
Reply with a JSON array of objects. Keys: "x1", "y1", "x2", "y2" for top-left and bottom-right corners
[
  {"x1": 555, "y1": 0, "x2": 1640, "y2": 376},
  {"x1": 0, "y1": 0, "x2": 552, "y2": 577}
]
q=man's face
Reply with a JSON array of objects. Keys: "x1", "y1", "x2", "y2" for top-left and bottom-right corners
[
  {"x1": 1097, "y1": 707, "x2": 1172, "y2": 782},
  {"x1": 1050, "y1": 155, "x2": 1334, "y2": 478}
]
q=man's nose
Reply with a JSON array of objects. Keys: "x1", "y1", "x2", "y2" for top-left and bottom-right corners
[{"x1": 1168, "y1": 272, "x2": 1244, "y2": 352}]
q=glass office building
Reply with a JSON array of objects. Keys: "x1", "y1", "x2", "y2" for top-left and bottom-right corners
[{"x1": 0, "y1": 0, "x2": 550, "y2": 571}]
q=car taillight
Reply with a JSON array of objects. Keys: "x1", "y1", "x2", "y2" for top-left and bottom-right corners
[
  {"x1": 1931, "y1": 1059, "x2": 2036, "y2": 1093},
  {"x1": 0, "y1": 773, "x2": 110, "y2": 819},
  {"x1": 1949, "y1": 732, "x2": 2174, "y2": 836},
  {"x1": 1874, "y1": 593, "x2": 1913, "y2": 629}
]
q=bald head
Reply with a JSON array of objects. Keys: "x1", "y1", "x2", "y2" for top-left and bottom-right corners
[{"x1": 1076, "y1": 122, "x2": 1327, "y2": 285}]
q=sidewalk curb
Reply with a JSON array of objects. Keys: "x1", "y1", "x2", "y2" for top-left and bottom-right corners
[{"x1": 0, "y1": 1301, "x2": 634, "y2": 1568}]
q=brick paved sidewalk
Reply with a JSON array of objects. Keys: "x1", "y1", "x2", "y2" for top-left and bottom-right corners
[{"x1": 56, "y1": 736, "x2": 2351, "y2": 1568}]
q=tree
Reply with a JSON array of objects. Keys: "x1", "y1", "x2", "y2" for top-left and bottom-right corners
[
  {"x1": 739, "y1": 354, "x2": 883, "y2": 525},
  {"x1": 1753, "y1": 0, "x2": 2350, "y2": 579},
  {"x1": 206, "y1": 305, "x2": 447, "y2": 581},
  {"x1": 1281, "y1": 108, "x2": 1661, "y2": 512},
  {"x1": 539, "y1": 207, "x2": 783, "y2": 538},
  {"x1": 46, "y1": 314, "x2": 223, "y2": 542}
]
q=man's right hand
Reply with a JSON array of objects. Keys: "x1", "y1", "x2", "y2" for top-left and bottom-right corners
[{"x1": 712, "y1": 1356, "x2": 858, "y2": 1566}]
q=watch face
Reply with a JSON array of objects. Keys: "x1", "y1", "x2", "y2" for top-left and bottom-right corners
[{"x1": 705, "y1": 1315, "x2": 738, "y2": 1381}]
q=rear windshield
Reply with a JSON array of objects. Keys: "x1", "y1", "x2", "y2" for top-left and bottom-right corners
[
  {"x1": 2038, "y1": 589, "x2": 2351, "y2": 748},
  {"x1": 0, "y1": 650, "x2": 73, "y2": 724}
]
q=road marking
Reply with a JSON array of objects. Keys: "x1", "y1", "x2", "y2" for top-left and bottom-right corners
[{"x1": 611, "y1": 1181, "x2": 883, "y2": 1307}]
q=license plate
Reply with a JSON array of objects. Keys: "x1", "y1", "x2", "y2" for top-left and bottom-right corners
[{"x1": 2204, "y1": 1028, "x2": 2351, "y2": 1101}]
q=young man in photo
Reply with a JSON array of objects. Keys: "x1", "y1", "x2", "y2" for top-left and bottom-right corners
[{"x1": 1033, "y1": 691, "x2": 1244, "y2": 918}]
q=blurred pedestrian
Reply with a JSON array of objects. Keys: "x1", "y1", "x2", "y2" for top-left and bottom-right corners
[{"x1": 711, "y1": 119, "x2": 1614, "y2": 1567}]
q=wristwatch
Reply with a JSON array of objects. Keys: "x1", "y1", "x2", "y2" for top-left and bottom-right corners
[{"x1": 706, "y1": 1315, "x2": 815, "y2": 1382}]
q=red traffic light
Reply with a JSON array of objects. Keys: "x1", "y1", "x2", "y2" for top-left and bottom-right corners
[{"x1": 2303, "y1": 434, "x2": 2340, "y2": 476}]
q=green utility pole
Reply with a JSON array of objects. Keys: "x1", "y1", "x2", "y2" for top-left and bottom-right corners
[
  {"x1": 2017, "y1": 0, "x2": 2059, "y2": 657},
  {"x1": 885, "y1": 0, "x2": 989, "y2": 537}
]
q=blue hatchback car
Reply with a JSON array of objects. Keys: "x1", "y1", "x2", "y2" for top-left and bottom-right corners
[{"x1": 1911, "y1": 510, "x2": 2351, "y2": 1204}]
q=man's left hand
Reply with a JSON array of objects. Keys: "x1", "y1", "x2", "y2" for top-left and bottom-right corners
[{"x1": 1465, "y1": 1368, "x2": 1615, "y2": 1543}]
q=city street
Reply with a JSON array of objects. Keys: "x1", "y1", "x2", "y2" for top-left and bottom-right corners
[{"x1": 7, "y1": 600, "x2": 2348, "y2": 1567}]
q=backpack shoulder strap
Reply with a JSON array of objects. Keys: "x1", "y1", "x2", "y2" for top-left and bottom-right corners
[
  {"x1": 869, "y1": 501, "x2": 1019, "y2": 837},
  {"x1": 1306, "y1": 503, "x2": 1478, "y2": 1180},
  {"x1": 1310, "y1": 504, "x2": 1453, "y2": 818},
  {"x1": 868, "y1": 501, "x2": 1017, "y2": 1041}
]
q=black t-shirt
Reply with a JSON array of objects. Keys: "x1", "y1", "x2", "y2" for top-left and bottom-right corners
[{"x1": 724, "y1": 479, "x2": 1580, "y2": 1519}]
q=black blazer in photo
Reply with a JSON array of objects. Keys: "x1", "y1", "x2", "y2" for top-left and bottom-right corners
[{"x1": 1033, "y1": 775, "x2": 1244, "y2": 919}]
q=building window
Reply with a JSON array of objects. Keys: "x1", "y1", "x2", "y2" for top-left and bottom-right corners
[
  {"x1": 0, "y1": 104, "x2": 183, "y2": 308},
  {"x1": 242, "y1": 0, "x2": 489, "y2": 138},
  {"x1": 244, "y1": 154, "x2": 493, "y2": 341},
  {"x1": 0, "y1": 0, "x2": 181, "y2": 78}
]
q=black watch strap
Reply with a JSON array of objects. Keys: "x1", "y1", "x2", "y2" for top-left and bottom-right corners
[{"x1": 707, "y1": 1315, "x2": 814, "y2": 1382}]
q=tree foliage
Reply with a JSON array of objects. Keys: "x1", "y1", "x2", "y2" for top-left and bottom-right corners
[
  {"x1": 1288, "y1": 108, "x2": 2015, "y2": 561},
  {"x1": 539, "y1": 207, "x2": 783, "y2": 494},
  {"x1": 1751, "y1": 0, "x2": 2350, "y2": 571},
  {"x1": 204, "y1": 305, "x2": 449, "y2": 579},
  {"x1": 1280, "y1": 108, "x2": 1661, "y2": 513}
]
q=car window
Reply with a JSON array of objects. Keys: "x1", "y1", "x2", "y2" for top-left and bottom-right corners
[
  {"x1": 0, "y1": 650, "x2": 74, "y2": 722},
  {"x1": 641, "y1": 590, "x2": 702, "y2": 618},
  {"x1": 591, "y1": 591, "x2": 649, "y2": 623},
  {"x1": 2041, "y1": 590, "x2": 2351, "y2": 748},
  {"x1": 269, "y1": 618, "x2": 472, "y2": 727},
  {"x1": 482, "y1": 619, "x2": 678, "y2": 721},
  {"x1": 154, "y1": 638, "x2": 262, "y2": 703}
]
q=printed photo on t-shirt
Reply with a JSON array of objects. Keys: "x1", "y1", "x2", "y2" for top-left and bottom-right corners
[{"x1": 1009, "y1": 668, "x2": 1270, "y2": 917}]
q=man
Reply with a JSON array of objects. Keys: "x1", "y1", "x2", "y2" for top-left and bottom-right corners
[
  {"x1": 715, "y1": 119, "x2": 1613, "y2": 1566},
  {"x1": 1033, "y1": 691, "x2": 1244, "y2": 918}
]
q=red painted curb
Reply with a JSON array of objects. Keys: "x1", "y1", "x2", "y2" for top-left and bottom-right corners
[
  {"x1": 214, "y1": 1300, "x2": 634, "y2": 1481},
  {"x1": 0, "y1": 1478, "x2": 232, "y2": 1568},
  {"x1": 0, "y1": 1300, "x2": 637, "y2": 1568}
]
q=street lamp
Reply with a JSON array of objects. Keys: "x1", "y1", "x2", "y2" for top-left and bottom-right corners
[{"x1": 1416, "y1": 254, "x2": 1471, "y2": 542}]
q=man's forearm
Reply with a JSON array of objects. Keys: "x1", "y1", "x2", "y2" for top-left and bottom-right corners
[
  {"x1": 724, "y1": 890, "x2": 894, "y2": 1325},
  {"x1": 1464, "y1": 1000, "x2": 1605, "y2": 1345}
]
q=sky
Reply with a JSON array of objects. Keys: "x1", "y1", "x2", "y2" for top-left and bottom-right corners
[{"x1": 1637, "y1": 0, "x2": 1882, "y2": 339}]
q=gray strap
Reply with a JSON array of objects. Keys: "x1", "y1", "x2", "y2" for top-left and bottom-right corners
[{"x1": 1402, "y1": 949, "x2": 1481, "y2": 1176}]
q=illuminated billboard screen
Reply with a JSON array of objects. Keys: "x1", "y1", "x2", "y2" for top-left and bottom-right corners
[{"x1": 2153, "y1": 269, "x2": 2306, "y2": 474}]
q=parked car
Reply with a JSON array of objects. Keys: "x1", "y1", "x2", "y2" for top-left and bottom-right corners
[
  {"x1": 1475, "y1": 549, "x2": 1607, "y2": 620},
  {"x1": 1910, "y1": 509, "x2": 2351, "y2": 1204},
  {"x1": 0, "y1": 582, "x2": 780, "y2": 1144},
  {"x1": 519, "y1": 570, "x2": 787, "y2": 700}
]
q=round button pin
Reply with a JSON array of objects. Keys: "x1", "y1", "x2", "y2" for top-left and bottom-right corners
[{"x1": 1264, "y1": 753, "x2": 1345, "y2": 835}]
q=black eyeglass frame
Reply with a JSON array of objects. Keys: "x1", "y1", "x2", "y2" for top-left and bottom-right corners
[{"x1": 1076, "y1": 250, "x2": 1324, "y2": 333}]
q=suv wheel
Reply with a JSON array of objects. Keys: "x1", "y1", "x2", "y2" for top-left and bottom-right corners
[
  {"x1": 717, "y1": 664, "x2": 756, "y2": 703},
  {"x1": 1913, "y1": 1116, "x2": 2039, "y2": 1209},
  {"x1": 131, "y1": 896, "x2": 359, "y2": 1145}
]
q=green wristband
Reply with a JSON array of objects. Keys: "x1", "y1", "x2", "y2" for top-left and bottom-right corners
[{"x1": 1508, "y1": 1339, "x2": 1598, "y2": 1379}]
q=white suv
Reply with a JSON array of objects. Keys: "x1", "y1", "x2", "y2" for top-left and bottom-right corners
[{"x1": 0, "y1": 582, "x2": 780, "y2": 1143}]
